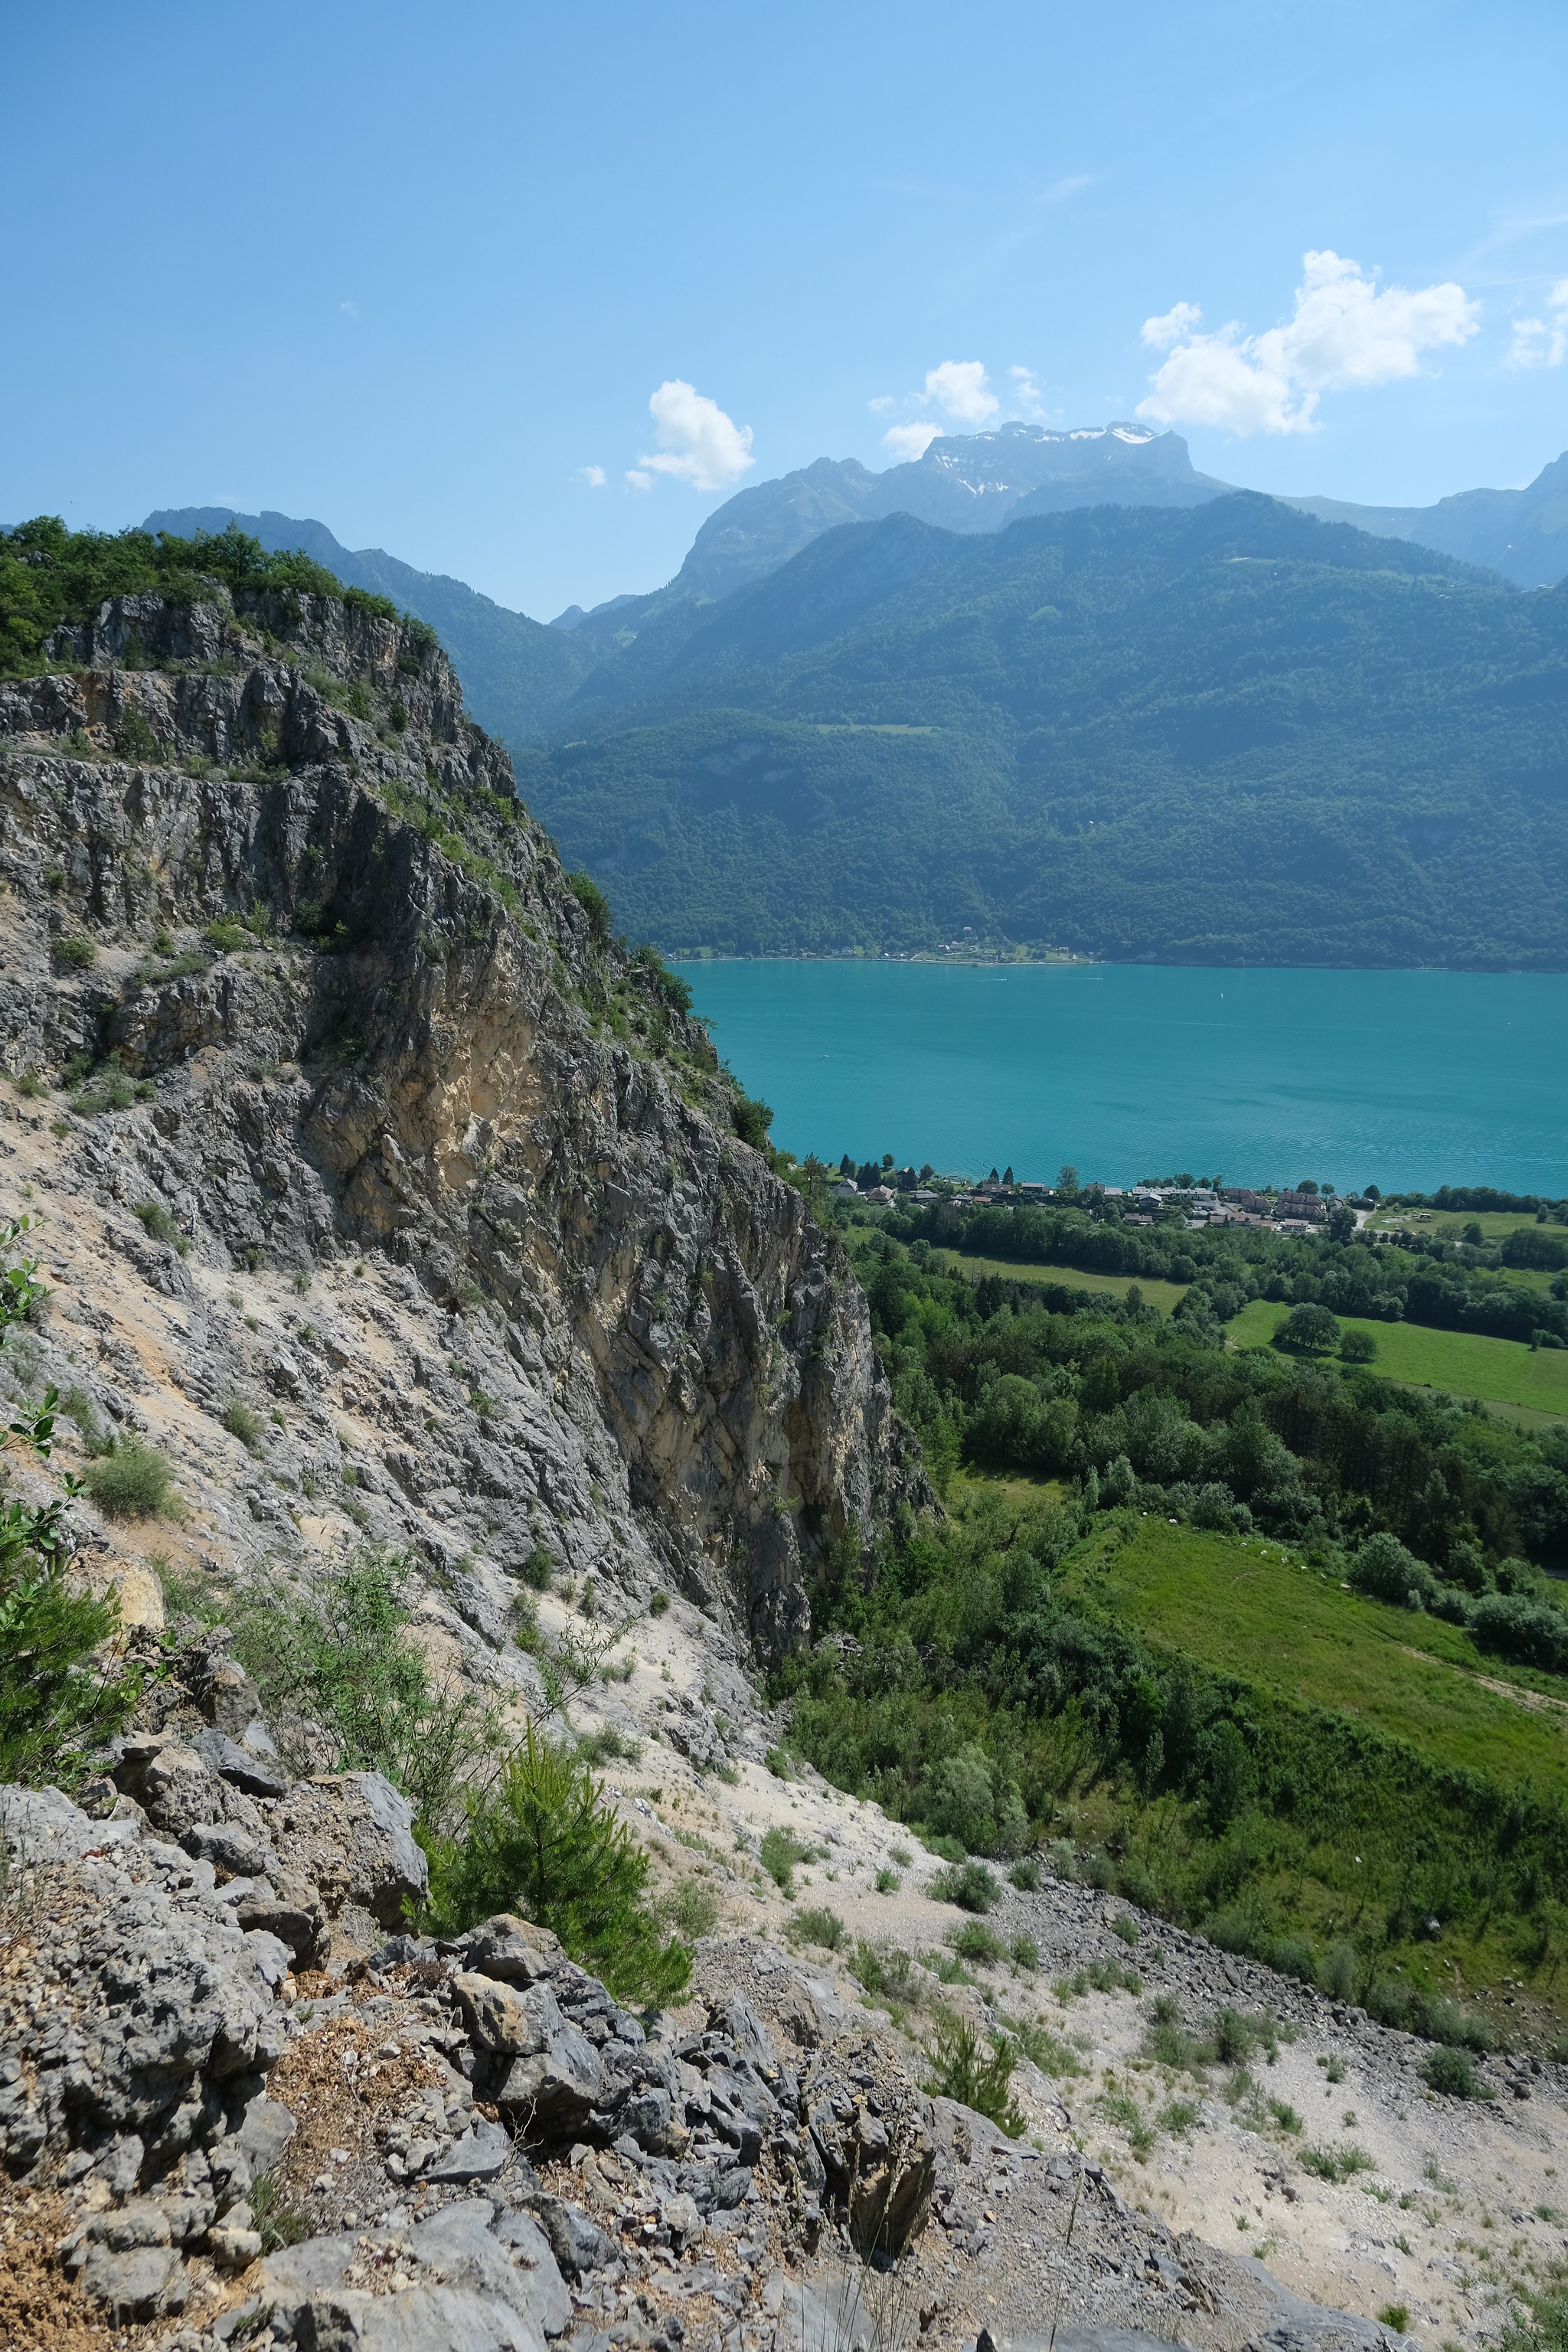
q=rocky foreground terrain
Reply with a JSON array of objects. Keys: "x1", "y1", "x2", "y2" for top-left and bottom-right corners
[{"x1": 0, "y1": 576, "x2": 1562, "y2": 2350}]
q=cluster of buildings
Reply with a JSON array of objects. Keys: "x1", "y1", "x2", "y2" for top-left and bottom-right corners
[{"x1": 829, "y1": 1171, "x2": 1356, "y2": 1233}]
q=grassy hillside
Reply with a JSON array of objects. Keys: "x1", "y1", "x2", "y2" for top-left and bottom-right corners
[
  {"x1": 1228, "y1": 1295, "x2": 1568, "y2": 1418},
  {"x1": 515, "y1": 495, "x2": 1568, "y2": 968},
  {"x1": 773, "y1": 1215, "x2": 1568, "y2": 2030},
  {"x1": 1067, "y1": 1517, "x2": 1568, "y2": 1796}
]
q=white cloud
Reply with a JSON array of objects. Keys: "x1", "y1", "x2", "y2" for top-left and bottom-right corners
[
  {"x1": 625, "y1": 469, "x2": 654, "y2": 492},
  {"x1": 867, "y1": 394, "x2": 896, "y2": 415},
  {"x1": 340, "y1": 299, "x2": 358, "y2": 319},
  {"x1": 1137, "y1": 250, "x2": 1480, "y2": 436},
  {"x1": 883, "y1": 422, "x2": 942, "y2": 462},
  {"x1": 1008, "y1": 364, "x2": 1050, "y2": 421},
  {"x1": 1506, "y1": 279, "x2": 1568, "y2": 369},
  {"x1": 923, "y1": 359, "x2": 998, "y2": 423},
  {"x1": 1141, "y1": 301, "x2": 1201, "y2": 351},
  {"x1": 578, "y1": 465, "x2": 606, "y2": 488},
  {"x1": 635, "y1": 379, "x2": 754, "y2": 492}
]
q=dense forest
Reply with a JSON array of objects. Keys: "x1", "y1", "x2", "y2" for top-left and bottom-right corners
[
  {"x1": 772, "y1": 1197, "x2": 1568, "y2": 2030},
  {"x1": 513, "y1": 495, "x2": 1568, "y2": 968}
]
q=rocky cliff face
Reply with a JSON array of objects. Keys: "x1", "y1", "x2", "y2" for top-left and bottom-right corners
[{"x1": 0, "y1": 581, "x2": 920, "y2": 1664}]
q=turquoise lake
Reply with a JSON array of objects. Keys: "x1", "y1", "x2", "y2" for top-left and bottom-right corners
[{"x1": 672, "y1": 962, "x2": 1568, "y2": 1194}]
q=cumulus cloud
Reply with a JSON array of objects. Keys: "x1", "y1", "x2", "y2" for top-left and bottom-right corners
[
  {"x1": 578, "y1": 465, "x2": 606, "y2": 488},
  {"x1": 1507, "y1": 279, "x2": 1568, "y2": 369},
  {"x1": 635, "y1": 379, "x2": 754, "y2": 492},
  {"x1": 923, "y1": 359, "x2": 998, "y2": 423},
  {"x1": 1137, "y1": 250, "x2": 1479, "y2": 436},
  {"x1": 867, "y1": 394, "x2": 896, "y2": 415},
  {"x1": 625, "y1": 469, "x2": 654, "y2": 492},
  {"x1": 1141, "y1": 301, "x2": 1201, "y2": 351},
  {"x1": 883, "y1": 422, "x2": 942, "y2": 462}
]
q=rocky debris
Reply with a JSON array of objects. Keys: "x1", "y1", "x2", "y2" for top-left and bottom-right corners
[{"x1": 1, "y1": 1756, "x2": 1438, "y2": 2352}]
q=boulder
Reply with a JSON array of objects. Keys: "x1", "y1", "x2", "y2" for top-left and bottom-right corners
[
  {"x1": 802, "y1": 2043, "x2": 936, "y2": 2254},
  {"x1": 270, "y1": 1770, "x2": 428, "y2": 1931},
  {"x1": 462, "y1": 1913, "x2": 560, "y2": 1984},
  {"x1": 426, "y1": 2119, "x2": 515, "y2": 2183},
  {"x1": 520, "y1": 2194, "x2": 613, "y2": 2281},
  {"x1": 77, "y1": 2242, "x2": 188, "y2": 2321}
]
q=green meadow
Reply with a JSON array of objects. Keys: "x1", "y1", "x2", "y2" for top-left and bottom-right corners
[
  {"x1": 932, "y1": 1249, "x2": 1189, "y2": 1315},
  {"x1": 1227, "y1": 1295, "x2": 1568, "y2": 1419},
  {"x1": 1063, "y1": 1517, "x2": 1568, "y2": 1799}
]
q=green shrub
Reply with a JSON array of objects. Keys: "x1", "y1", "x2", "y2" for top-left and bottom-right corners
[
  {"x1": 222, "y1": 1399, "x2": 264, "y2": 1453},
  {"x1": 660, "y1": 1877, "x2": 719, "y2": 1940},
  {"x1": 1321, "y1": 1939, "x2": 1360, "y2": 2001},
  {"x1": 923, "y1": 2016, "x2": 1024, "y2": 2137},
  {"x1": 576, "y1": 1725, "x2": 642, "y2": 1766},
  {"x1": 647, "y1": 1589, "x2": 670, "y2": 1616},
  {"x1": 1377, "y1": 2306, "x2": 1409, "y2": 2335},
  {"x1": 1349, "y1": 1530, "x2": 1436, "y2": 1608},
  {"x1": 113, "y1": 707, "x2": 158, "y2": 762},
  {"x1": 51, "y1": 935, "x2": 96, "y2": 970},
  {"x1": 932, "y1": 1858, "x2": 1003, "y2": 1912},
  {"x1": 1269, "y1": 1934, "x2": 1318, "y2": 1984},
  {"x1": 849, "y1": 1940, "x2": 925, "y2": 2010},
  {"x1": 60, "y1": 1386, "x2": 111, "y2": 1455},
  {"x1": 789, "y1": 1905, "x2": 846, "y2": 1952},
  {"x1": 567, "y1": 871, "x2": 612, "y2": 946},
  {"x1": 760, "y1": 1824, "x2": 810, "y2": 1894},
  {"x1": 420, "y1": 1725, "x2": 691, "y2": 2007},
  {"x1": 0, "y1": 1504, "x2": 142, "y2": 1787},
  {"x1": 1008, "y1": 1857, "x2": 1041, "y2": 1892},
  {"x1": 1421, "y1": 2045, "x2": 1485, "y2": 2098},
  {"x1": 1340, "y1": 1328, "x2": 1378, "y2": 1363},
  {"x1": 1111, "y1": 1912, "x2": 1140, "y2": 1945},
  {"x1": 134, "y1": 1199, "x2": 187, "y2": 1253},
  {"x1": 72, "y1": 1066, "x2": 146, "y2": 1115},
  {"x1": 1301, "y1": 2141, "x2": 1376, "y2": 2181},
  {"x1": 231, "y1": 1547, "x2": 495, "y2": 1832},
  {"x1": 730, "y1": 1088, "x2": 774, "y2": 1153},
  {"x1": 1364, "y1": 1978, "x2": 1494, "y2": 2050},
  {"x1": 950, "y1": 1919, "x2": 1006, "y2": 1965},
  {"x1": 249, "y1": 2171, "x2": 307, "y2": 2255},
  {"x1": 875, "y1": 1866, "x2": 900, "y2": 1893},
  {"x1": 83, "y1": 1439, "x2": 172, "y2": 1518},
  {"x1": 204, "y1": 917, "x2": 248, "y2": 954}
]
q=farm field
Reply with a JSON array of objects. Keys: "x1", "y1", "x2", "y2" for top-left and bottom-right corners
[
  {"x1": 1063, "y1": 1517, "x2": 1568, "y2": 1798},
  {"x1": 1226, "y1": 1295, "x2": 1568, "y2": 1419},
  {"x1": 931, "y1": 1249, "x2": 1189, "y2": 1314}
]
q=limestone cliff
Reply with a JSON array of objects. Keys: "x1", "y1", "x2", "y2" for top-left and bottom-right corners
[{"x1": 0, "y1": 580, "x2": 921, "y2": 1666}]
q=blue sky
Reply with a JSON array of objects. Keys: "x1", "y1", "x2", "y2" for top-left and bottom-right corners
[{"x1": 5, "y1": 0, "x2": 1566, "y2": 619}]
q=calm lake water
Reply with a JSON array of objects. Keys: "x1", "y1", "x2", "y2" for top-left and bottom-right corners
[{"x1": 672, "y1": 962, "x2": 1568, "y2": 1194}]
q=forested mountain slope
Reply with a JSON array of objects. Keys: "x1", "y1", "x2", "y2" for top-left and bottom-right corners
[{"x1": 515, "y1": 495, "x2": 1568, "y2": 967}]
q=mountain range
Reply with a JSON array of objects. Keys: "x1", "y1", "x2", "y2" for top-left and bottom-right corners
[
  {"x1": 145, "y1": 425, "x2": 1568, "y2": 743},
  {"x1": 143, "y1": 429, "x2": 1568, "y2": 968}
]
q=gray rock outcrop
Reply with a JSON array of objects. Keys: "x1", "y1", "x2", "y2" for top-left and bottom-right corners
[{"x1": 0, "y1": 580, "x2": 923, "y2": 1661}]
